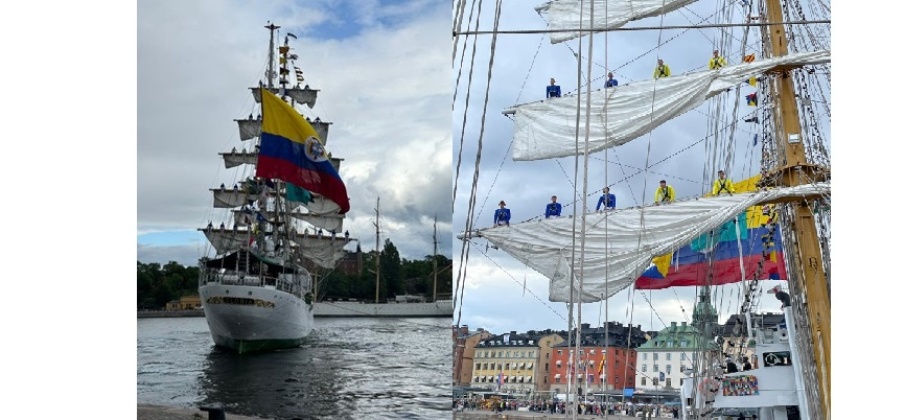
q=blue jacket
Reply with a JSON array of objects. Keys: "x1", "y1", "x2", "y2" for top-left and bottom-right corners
[
  {"x1": 546, "y1": 85, "x2": 561, "y2": 98},
  {"x1": 596, "y1": 193, "x2": 616, "y2": 211},
  {"x1": 494, "y1": 208, "x2": 511, "y2": 225},
  {"x1": 545, "y1": 202, "x2": 562, "y2": 218}
]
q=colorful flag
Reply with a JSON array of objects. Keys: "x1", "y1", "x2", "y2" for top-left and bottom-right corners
[
  {"x1": 498, "y1": 369, "x2": 504, "y2": 389},
  {"x1": 635, "y1": 175, "x2": 787, "y2": 290},
  {"x1": 597, "y1": 355, "x2": 606, "y2": 376},
  {"x1": 743, "y1": 54, "x2": 756, "y2": 63},
  {"x1": 256, "y1": 87, "x2": 350, "y2": 213},
  {"x1": 746, "y1": 93, "x2": 758, "y2": 106},
  {"x1": 748, "y1": 76, "x2": 758, "y2": 86},
  {"x1": 285, "y1": 182, "x2": 314, "y2": 205}
]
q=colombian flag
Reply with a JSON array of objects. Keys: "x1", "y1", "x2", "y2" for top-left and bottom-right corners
[
  {"x1": 256, "y1": 87, "x2": 350, "y2": 214},
  {"x1": 635, "y1": 175, "x2": 786, "y2": 290}
]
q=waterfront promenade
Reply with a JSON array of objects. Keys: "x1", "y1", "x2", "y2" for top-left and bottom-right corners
[{"x1": 454, "y1": 409, "x2": 670, "y2": 419}]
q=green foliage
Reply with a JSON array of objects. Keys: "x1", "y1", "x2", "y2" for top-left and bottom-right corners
[{"x1": 136, "y1": 261, "x2": 200, "y2": 309}]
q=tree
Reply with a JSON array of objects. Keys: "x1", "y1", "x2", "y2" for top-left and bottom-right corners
[{"x1": 380, "y1": 239, "x2": 403, "y2": 298}]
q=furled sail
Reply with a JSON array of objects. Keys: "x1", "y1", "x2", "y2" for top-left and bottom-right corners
[
  {"x1": 288, "y1": 210, "x2": 345, "y2": 232},
  {"x1": 507, "y1": 49, "x2": 830, "y2": 161},
  {"x1": 212, "y1": 188, "x2": 262, "y2": 208},
  {"x1": 221, "y1": 150, "x2": 258, "y2": 168},
  {"x1": 462, "y1": 183, "x2": 829, "y2": 303},
  {"x1": 535, "y1": 0, "x2": 698, "y2": 44},
  {"x1": 286, "y1": 193, "x2": 343, "y2": 215},
  {"x1": 235, "y1": 117, "x2": 331, "y2": 144},
  {"x1": 250, "y1": 86, "x2": 318, "y2": 108},
  {"x1": 201, "y1": 228, "x2": 252, "y2": 254},
  {"x1": 290, "y1": 233, "x2": 350, "y2": 269}
]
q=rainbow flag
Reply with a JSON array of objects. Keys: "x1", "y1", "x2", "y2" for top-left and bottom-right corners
[
  {"x1": 635, "y1": 175, "x2": 786, "y2": 290},
  {"x1": 255, "y1": 87, "x2": 350, "y2": 213}
]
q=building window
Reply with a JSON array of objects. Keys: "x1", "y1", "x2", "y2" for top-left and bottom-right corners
[
  {"x1": 666, "y1": 353, "x2": 671, "y2": 361},
  {"x1": 666, "y1": 378, "x2": 672, "y2": 388},
  {"x1": 680, "y1": 378, "x2": 684, "y2": 386},
  {"x1": 666, "y1": 365, "x2": 672, "y2": 374},
  {"x1": 641, "y1": 364, "x2": 647, "y2": 372},
  {"x1": 643, "y1": 353, "x2": 648, "y2": 360},
  {"x1": 498, "y1": 351, "x2": 503, "y2": 358},
  {"x1": 680, "y1": 353, "x2": 686, "y2": 361},
  {"x1": 641, "y1": 377, "x2": 646, "y2": 386},
  {"x1": 653, "y1": 353, "x2": 658, "y2": 360},
  {"x1": 557, "y1": 350, "x2": 562, "y2": 356},
  {"x1": 475, "y1": 363, "x2": 481, "y2": 370},
  {"x1": 514, "y1": 351, "x2": 519, "y2": 357},
  {"x1": 667, "y1": 340, "x2": 674, "y2": 347},
  {"x1": 653, "y1": 378, "x2": 659, "y2": 386},
  {"x1": 653, "y1": 364, "x2": 658, "y2": 372},
  {"x1": 545, "y1": 363, "x2": 549, "y2": 370},
  {"x1": 555, "y1": 377, "x2": 561, "y2": 384}
]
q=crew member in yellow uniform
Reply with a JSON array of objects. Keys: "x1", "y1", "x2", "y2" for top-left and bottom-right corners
[
  {"x1": 711, "y1": 170, "x2": 735, "y2": 196},
  {"x1": 653, "y1": 59, "x2": 671, "y2": 79},
  {"x1": 709, "y1": 49, "x2": 727, "y2": 70},
  {"x1": 655, "y1": 180, "x2": 676, "y2": 205}
]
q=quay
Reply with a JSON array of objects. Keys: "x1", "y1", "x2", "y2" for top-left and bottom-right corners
[
  {"x1": 137, "y1": 404, "x2": 273, "y2": 420},
  {"x1": 453, "y1": 409, "x2": 664, "y2": 419}
]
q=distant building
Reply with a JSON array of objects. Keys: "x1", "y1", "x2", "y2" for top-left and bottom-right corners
[
  {"x1": 453, "y1": 325, "x2": 492, "y2": 387},
  {"x1": 534, "y1": 330, "x2": 565, "y2": 396},
  {"x1": 471, "y1": 331, "x2": 545, "y2": 396},
  {"x1": 548, "y1": 322, "x2": 649, "y2": 396},
  {"x1": 166, "y1": 295, "x2": 201, "y2": 311},
  {"x1": 634, "y1": 321, "x2": 719, "y2": 391}
]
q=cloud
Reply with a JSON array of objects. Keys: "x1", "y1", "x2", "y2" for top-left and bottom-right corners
[{"x1": 138, "y1": 0, "x2": 453, "y2": 265}]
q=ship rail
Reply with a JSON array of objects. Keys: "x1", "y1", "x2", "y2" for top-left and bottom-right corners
[{"x1": 201, "y1": 270, "x2": 309, "y2": 298}]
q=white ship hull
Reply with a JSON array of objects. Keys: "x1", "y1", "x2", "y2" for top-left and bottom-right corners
[
  {"x1": 314, "y1": 300, "x2": 452, "y2": 317},
  {"x1": 199, "y1": 282, "x2": 313, "y2": 353}
]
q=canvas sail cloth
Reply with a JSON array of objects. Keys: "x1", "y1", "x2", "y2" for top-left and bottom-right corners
[
  {"x1": 466, "y1": 183, "x2": 829, "y2": 303},
  {"x1": 507, "y1": 49, "x2": 830, "y2": 161},
  {"x1": 535, "y1": 0, "x2": 699, "y2": 45},
  {"x1": 635, "y1": 175, "x2": 788, "y2": 289}
]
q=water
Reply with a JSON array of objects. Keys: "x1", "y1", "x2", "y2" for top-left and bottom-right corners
[{"x1": 137, "y1": 317, "x2": 452, "y2": 419}]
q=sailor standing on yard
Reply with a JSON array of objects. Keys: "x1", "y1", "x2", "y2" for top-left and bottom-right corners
[
  {"x1": 655, "y1": 180, "x2": 676, "y2": 205},
  {"x1": 653, "y1": 59, "x2": 671, "y2": 79},
  {"x1": 494, "y1": 201, "x2": 511, "y2": 227},
  {"x1": 546, "y1": 78, "x2": 561, "y2": 98},
  {"x1": 712, "y1": 170, "x2": 735, "y2": 196},
  {"x1": 595, "y1": 187, "x2": 616, "y2": 211},
  {"x1": 709, "y1": 49, "x2": 727, "y2": 69},
  {"x1": 545, "y1": 195, "x2": 562, "y2": 218}
]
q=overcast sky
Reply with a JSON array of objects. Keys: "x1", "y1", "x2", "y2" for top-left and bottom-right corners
[
  {"x1": 137, "y1": 0, "x2": 453, "y2": 267},
  {"x1": 450, "y1": 1, "x2": 831, "y2": 337}
]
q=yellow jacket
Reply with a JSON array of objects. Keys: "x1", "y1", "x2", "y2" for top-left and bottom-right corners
[
  {"x1": 712, "y1": 178, "x2": 735, "y2": 195},
  {"x1": 655, "y1": 185, "x2": 676, "y2": 203},
  {"x1": 654, "y1": 64, "x2": 671, "y2": 79},
  {"x1": 709, "y1": 56, "x2": 727, "y2": 70}
]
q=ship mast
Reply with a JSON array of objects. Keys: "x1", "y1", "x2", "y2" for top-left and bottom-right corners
[
  {"x1": 432, "y1": 216, "x2": 438, "y2": 302},
  {"x1": 374, "y1": 196, "x2": 381, "y2": 303},
  {"x1": 265, "y1": 22, "x2": 279, "y2": 89},
  {"x1": 763, "y1": 0, "x2": 830, "y2": 416}
]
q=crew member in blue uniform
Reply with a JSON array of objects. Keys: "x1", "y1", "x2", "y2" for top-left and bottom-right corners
[
  {"x1": 546, "y1": 78, "x2": 561, "y2": 98},
  {"x1": 545, "y1": 195, "x2": 562, "y2": 218},
  {"x1": 595, "y1": 187, "x2": 616, "y2": 211},
  {"x1": 494, "y1": 201, "x2": 511, "y2": 227}
]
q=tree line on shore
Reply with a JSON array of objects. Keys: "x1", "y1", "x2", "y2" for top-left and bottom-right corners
[{"x1": 137, "y1": 240, "x2": 451, "y2": 309}]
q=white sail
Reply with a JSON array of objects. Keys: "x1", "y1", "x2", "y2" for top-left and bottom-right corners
[
  {"x1": 287, "y1": 193, "x2": 343, "y2": 215},
  {"x1": 463, "y1": 183, "x2": 829, "y2": 303},
  {"x1": 508, "y1": 49, "x2": 830, "y2": 161},
  {"x1": 212, "y1": 188, "x2": 262, "y2": 208},
  {"x1": 536, "y1": 0, "x2": 699, "y2": 44},
  {"x1": 235, "y1": 118, "x2": 261, "y2": 140},
  {"x1": 221, "y1": 151, "x2": 257, "y2": 168},
  {"x1": 291, "y1": 233, "x2": 350, "y2": 269},
  {"x1": 235, "y1": 117, "x2": 331, "y2": 144},
  {"x1": 289, "y1": 210, "x2": 345, "y2": 232},
  {"x1": 250, "y1": 86, "x2": 317, "y2": 108},
  {"x1": 201, "y1": 228, "x2": 251, "y2": 254}
]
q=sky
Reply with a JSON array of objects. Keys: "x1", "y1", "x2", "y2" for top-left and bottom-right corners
[
  {"x1": 1, "y1": 0, "x2": 916, "y2": 417},
  {"x1": 450, "y1": 1, "x2": 831, "y2": 336},
  {"x1": 137, "y1": 0, "x2": 453, "y2": 267}
]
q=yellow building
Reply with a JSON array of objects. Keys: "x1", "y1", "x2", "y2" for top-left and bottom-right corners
[{"x1": 166, "y1": 295, "x2": 202, "y2": 311}]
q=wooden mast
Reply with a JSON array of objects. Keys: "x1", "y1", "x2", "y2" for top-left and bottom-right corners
[
  {"x1": 763, "y1": 0, "x2": 830, "y2": 415},
  {"x1": 374, "y1": 196, "x2": 381, "y2": 303},
  {"x1": 432, "y1": 216, "x2": 438, "y2": 302}
]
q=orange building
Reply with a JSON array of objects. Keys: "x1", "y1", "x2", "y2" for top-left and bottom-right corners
[{"x1": 547, "y1": 322, "x2": 649, "y2": 396}]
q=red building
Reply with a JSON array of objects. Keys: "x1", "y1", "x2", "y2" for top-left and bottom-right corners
[{"x1": 546, "y1": 322, "x2": 648, "y2": 395}]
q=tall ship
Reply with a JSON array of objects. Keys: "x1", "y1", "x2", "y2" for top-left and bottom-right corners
[
  {"x1": 454, "y1": 0, "x2": 829, "y2": 418},
  {"x1": 198, "y1": 23, "x2": 352, "y2": 354}
]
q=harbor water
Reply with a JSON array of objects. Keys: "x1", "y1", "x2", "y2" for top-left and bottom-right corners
[{"x1": 137, "y1": 316, "x2": 452, "y2": 419}]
